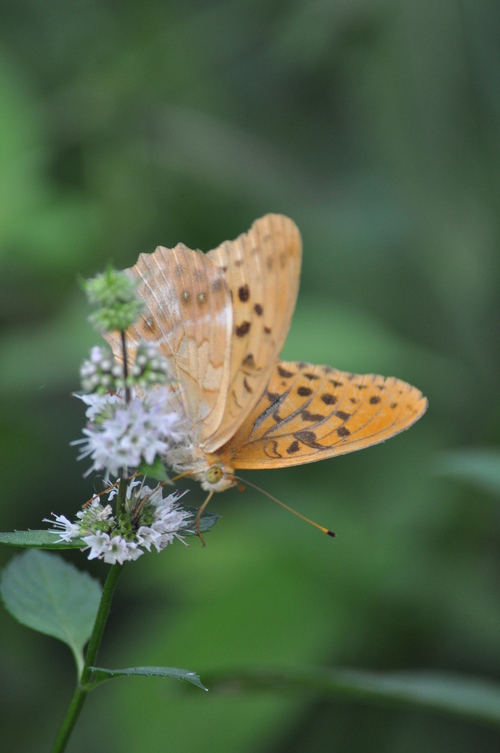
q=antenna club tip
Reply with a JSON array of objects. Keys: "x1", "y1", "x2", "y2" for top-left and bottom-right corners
[{"x1": 326, "y1": 530, "x2": 337, "y2": 538}]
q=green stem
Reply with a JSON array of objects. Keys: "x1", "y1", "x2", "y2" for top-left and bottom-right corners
[{"x1": 50, "y1": 563, "x2": 123, "y2": 753}]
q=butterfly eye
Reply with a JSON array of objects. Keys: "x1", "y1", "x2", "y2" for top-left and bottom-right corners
[{"x1": 205, "y1": 465, "x2": 224, "y2": 485}]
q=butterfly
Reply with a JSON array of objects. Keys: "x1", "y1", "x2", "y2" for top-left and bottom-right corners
[{"x1": 105, "y1": 214, "x2": 427, "y2": 509}]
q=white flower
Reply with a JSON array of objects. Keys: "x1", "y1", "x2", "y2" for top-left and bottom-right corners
[
  {"x1": 136, "y1": 525, "x2": 162, "y2": 551},
  {"x1": 72, "y1": 388, "x2": 181, "y2": 478},
  {"x1": 44, "y1": 513, "x2": 81, "y2": 543},
  {"x1": 45, "y1": 482, "x2": 191, "y2": 563},
  {"x1": 75, "y1": 392, "x2": 121, "y2": 422},
  {"x1": 81, "y1": 531, "x2": 112, "y2": 560}
]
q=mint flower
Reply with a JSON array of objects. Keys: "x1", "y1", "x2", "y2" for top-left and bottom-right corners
[
  {"x1": 72, "y1": 388, "x2": 181, "y2": 478},
  {"x1": 46, "y1": 484, "x2": 191, "y2": 564}
]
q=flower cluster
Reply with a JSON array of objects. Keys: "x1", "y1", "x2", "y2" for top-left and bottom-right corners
[
  {"x1": 84, "y1": 267, "x2": 144, "y2": 332},
  {"x1": 73, "y1": 388, "x2": 181, "y2": 478},
  {"x1": 45, "y1": 481, "x2": 191, "y2": 564},
  {"x1": 44, "y1": 264, "x2": 206, "y2": 566},
  {"x1": 80, "y1": 342, "x2": 171, "y2": 394}
]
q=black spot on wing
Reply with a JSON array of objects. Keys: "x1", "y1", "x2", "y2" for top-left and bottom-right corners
[
  {"x1": 238, "y1": 284, "x2": 250, "y2": 302},
  {"x1": 301, "y1": 410, "x2": 326, "y2": 422},
  {"x1": 329, "y1": 379, "x2": 344, "y2": 388},
  {"x1": 286, "y1": 440, "x2": 300, "y2": 454},
  {"x1": 235, "y1": 321, "x2": 251, "y2": 337},
  {"x1": 294, "y1": 430, "x2": 326, "y2": 450},
  {"x1": 297, "y1": 386, "x2": 313, "y2": 397},
  {"x1": 243, "y1": 353, "x2": 255, "y2": 369},
  {"x1": 334, "y1": 410, "x2": 351, "y2": 422},
  {"x1": 278, "y1": 366, "x2": 295, "y2": 378},
  {"x1": 321, "y1": 393, "x2": 337, "y2": 405}
]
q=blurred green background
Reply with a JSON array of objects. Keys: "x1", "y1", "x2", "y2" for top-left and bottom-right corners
[{"x1": 2, "y1": 0, "x2": 500, "y2": 751}]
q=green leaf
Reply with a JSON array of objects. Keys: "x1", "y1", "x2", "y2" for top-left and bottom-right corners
[
  {"x1": 202, "y1": 667, "x2": 500, "y2": 729},
  {"x1": 182, "y1": 508, "x2": 220, "y2": 535},
  {"x1": 89, "y1": 665, "x2": 207, "y2": 691},
  {"x1": 0, "y1": 530, "x2": 85, "y2": 549},
  {"x1": 138, "y1": 458, "x2": 172, "y2": 483},
  {"x1": 0, "y1": 550, "x2": 101, "y2": 673},
  {"x1": 436, "y1": 449, "x2": 500, "y2": 496}
]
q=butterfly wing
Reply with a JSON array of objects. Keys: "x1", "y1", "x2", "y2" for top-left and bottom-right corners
[
  {"x1": 222, "y1": 360, "x2": 427, "y2": 468},
  {"x1": 104, "y1": 243, "x2": 233, "y2": 442},
  {"x1": 204, "y1": 214, "x2": 302, "y2": 452},
  {"x1": 104, "y1": 214, "x2": 302, "y2": 448}
]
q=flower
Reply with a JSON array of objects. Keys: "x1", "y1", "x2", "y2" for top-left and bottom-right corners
[
  {"x1": 80, "y1": 345, "x2": 123, "y2": 393},
  {"x1": 72, "y1": 388, "x2": 182, "y2": 478},
  {"x1": 45, "y1": 483, "x2": 191, "y2": 564},
  {"x1": 43, "y1": 514, "x2": 81, "y2": 542}
]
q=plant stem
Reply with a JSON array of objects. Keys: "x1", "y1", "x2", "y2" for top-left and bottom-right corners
[
  {"x1": 121, "y1": 329, "x2": 131, "y2": 404},
  {"x1": 50, "y1": 563, "x2": 123, "y2": 753}
]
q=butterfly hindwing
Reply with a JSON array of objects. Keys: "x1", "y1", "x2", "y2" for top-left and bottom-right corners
[{"x1": 224, "y1": 360, "x2": 428, "y2": 468}]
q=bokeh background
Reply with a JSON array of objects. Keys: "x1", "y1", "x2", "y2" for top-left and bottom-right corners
[{"x1": 2, "y1": 1, "x2": 500, "y2": 751}]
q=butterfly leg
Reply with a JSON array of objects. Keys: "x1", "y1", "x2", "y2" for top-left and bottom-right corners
[{"x1": 196, "y1": 490, "x2": 214, "y2": 547}]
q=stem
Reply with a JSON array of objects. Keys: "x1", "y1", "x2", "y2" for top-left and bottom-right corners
[
  {"x1": 121, "y1": 330, "x2": 131, "y2": 404},
  {"x1": 116, "y1": 329, "x2": 131, "y2": 527},
  {"x1": 50, "y1": 563, "x2": 123, "y2": 753},
  {"x1": 116, "y1": 475, "x2": 129, "y2": 528}
]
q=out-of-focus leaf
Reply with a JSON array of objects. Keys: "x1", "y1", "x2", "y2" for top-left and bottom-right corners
[
  {"x1": 203, "y1": 666, "x2": 500, "y2": 729},
  {"x1": 436, "y1": 449, "x2": 500, "y2": 496}
]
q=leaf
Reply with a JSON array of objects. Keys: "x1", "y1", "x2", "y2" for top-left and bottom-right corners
[
  {"x1": 182, "y1": 508, "x2": 220, "y2": 536},
  {"x1": 436, "y1": 449, "x2": 500, "y2": 497},
  {"x1": 0, "y1": 550, "x2": 101, "y2": 672},
  {"x1": 89, "y1": 665, "x2": 207, "y2": 691},
  {"x1": 138, "y1": 458, "x2": 173, "y2": 483},
  {"x1": 202, "y1": 667, "x2": 500, "y2": 729},
  {"x1": 0, "y1": 530, "x2": 85, "y2": 549}
]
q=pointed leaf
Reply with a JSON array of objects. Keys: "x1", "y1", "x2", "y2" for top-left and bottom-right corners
[
  {"x1": 89, "y1": 665, "x2": 207, "y2": 691},
  {"x1": 182, "y1": 509, "x2": 220, "y2": 536},
  {"x1": 138, "y1": 458, "x2": 172, "y2": 483},
  {"x1": 0, "y1": 530, "x2": 85, "y2": 549},
  {"x1": 0, "y1": 550, "x2": 101, "y2": 669}
]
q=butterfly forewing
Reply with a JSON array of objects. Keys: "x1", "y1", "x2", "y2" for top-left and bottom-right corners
[
  {"x1": 224, "y1": 361, "x2": 428, "y2": 468},
  {"x1": 204, "y1": 214, "x2": 302, "y2": 452},
  {"x1": 105, "y1": 243, "x2": 233, "y2": 442}
]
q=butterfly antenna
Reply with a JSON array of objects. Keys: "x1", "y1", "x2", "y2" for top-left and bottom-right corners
[
  {"x1": 233, "y1": 475, "x2": 336, "y2": 538},
  {"x1": 195, "y1": 490, "x2": 214, "y2": 547}
]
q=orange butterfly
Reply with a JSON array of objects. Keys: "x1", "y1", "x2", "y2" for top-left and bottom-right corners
[{"x1": 105, "y1": 215, "x2": 427, "y2": 508}]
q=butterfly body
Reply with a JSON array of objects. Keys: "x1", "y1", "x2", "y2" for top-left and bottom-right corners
[{"x1": 105, "y1": 215, "x2": 427, "y2": 493}]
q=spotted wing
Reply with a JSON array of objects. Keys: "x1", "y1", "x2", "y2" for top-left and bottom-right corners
[
  {"x1": 222, "y1": 361, "x2": 428, "y2": 468},
  {"x1": 104, "y1": 243, "x2": 233, "y2": 443},
  {"x1": 203, "y1": 214, "x2": 302, "y2": 453}
]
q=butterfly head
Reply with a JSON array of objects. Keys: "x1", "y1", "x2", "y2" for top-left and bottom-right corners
[{"x1": 200, "y1": 461, "x2": 236, "y2": 492}]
